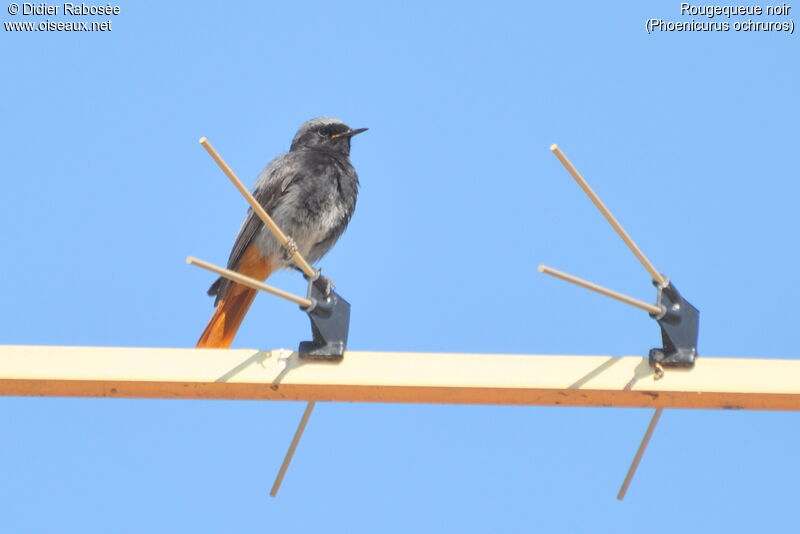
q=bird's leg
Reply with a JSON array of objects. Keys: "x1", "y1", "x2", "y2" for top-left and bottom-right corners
[{"x1": 300, "y1": 266, "x2": 332, "y2": 297}]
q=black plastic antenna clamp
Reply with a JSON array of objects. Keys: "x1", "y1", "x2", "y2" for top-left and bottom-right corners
[
  {"x1": 648, "y1": 279, "x2": 699, "y2": 369},
  {"x1": 297, "y1": 271, "x2": 351, "y2": 362}
]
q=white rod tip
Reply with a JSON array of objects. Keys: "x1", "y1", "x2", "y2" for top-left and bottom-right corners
[
  {"x1": 549, "y1": 144, "x2": 559, "y2": 152},
  {"x1": 199, "y1": 137, "x2": 208, "y2": 144},
  {"x1": 537, "y1": 264, "x2": 546, "y2": 273},
  {"x1": 186, "y1": 256, "x2": 196, "y2": 264}
]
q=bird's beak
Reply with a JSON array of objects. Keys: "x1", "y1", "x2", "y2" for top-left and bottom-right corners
[{"x1": 332, "y1": 127, "x2": 368, "y2": 139}]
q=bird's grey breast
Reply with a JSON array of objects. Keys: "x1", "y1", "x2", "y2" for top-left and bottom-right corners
[{"x1": 254, "y1": 150, "x2": 358, "y2": 266}]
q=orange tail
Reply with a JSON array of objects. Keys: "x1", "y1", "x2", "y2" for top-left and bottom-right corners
[{"x1": 197, "y1": 246, "x2": 273, "y2": 348}]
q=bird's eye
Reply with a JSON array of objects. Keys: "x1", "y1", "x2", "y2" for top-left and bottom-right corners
[{"x1": 318, "y1": 126, "x2": 333, "y2": 137}]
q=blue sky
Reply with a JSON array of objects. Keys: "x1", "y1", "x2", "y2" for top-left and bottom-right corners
[{"x1": 1, "y1": 1, "x2": 798, "y2": 531}]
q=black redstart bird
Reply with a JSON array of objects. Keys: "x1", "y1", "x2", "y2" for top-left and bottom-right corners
[{"x1": 197, "y1": 117, "x2": 367, "y2": 348}]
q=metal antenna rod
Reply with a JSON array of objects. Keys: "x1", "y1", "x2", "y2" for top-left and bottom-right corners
[
  {"x1": 186, "y1": 257, "x2": 312, "y2": 308},
  {"x1": 538, "y1": 265, "x2": 662, "y2": 315},
  {"x1": 270, "y1": 401, "x2": 316, "y2": 497},
  {"x1": 617, "y1": 408, "x2": 663, "y2": 500},
  {"x1": 550, "y1": 144, "x2": 667, "y2": 287}
]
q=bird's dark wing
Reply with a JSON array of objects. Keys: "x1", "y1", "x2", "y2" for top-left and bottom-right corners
[{"x1": 208, "y1": 154, "x2": 303, "y2": 303}]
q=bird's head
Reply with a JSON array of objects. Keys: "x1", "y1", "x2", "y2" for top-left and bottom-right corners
[{"x1": 290, "y1": 117, "x2": 367, "y2": 155}]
